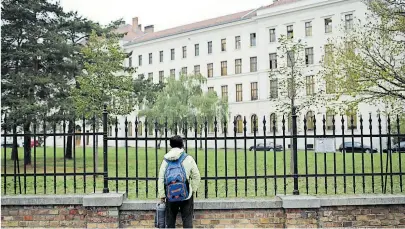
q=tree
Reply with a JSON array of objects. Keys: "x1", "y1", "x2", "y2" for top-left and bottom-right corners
[
  {"x1": 1, "y1": 0, "x2": 71, "y2": 164},
  {"x1": 268, "y1": 35, "x2": 322, "y2": 174},
  {"x1": 72, "y1": 30, "x2": 136, "y2": 141},
  {"x1": 139, "y1": 73, "x2": 228, "y2": 146},
  {"x1": 322, "y1": 0, "x2": 405, "y2": 114}
]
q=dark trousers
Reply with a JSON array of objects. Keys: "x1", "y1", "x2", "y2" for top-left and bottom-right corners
[{"x1": 166, "y1": 196, "x2": 194, "y2": 228}]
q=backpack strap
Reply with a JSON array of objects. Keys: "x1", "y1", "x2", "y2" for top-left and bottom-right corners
[{"x1": 178, "y1": 152, "x2": 188, "y2": 163}]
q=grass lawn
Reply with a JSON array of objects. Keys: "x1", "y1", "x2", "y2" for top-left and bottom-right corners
[{"x1": 1, "y1": 146, "x2": 404, "y2": 199}]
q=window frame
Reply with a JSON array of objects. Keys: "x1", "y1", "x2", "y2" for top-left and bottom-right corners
[
  {"x1": 208, "y1": 41, "x2": 213, "y2": 54},
  {"x1": 250, "y1": 57, "x2": 257, "y2": 72},
  {"x1": 305, "y1": 47, "x2": 314, "y2": 65},
  {"x1": 270, "y1": 79, "x2": 278, "y2": 99},
  {"x1": 182, "y1": 46, "x2": 187, "y2": 58},
  {"x1": 235, "y1": 59, "x2": 242, "y2": 74},
  {"x1": 221, "y1": 61, "x2": 227, "y2": 76},
  {"x1": 269, "y1": 28, "x2": 276, "y2": 42},
  {"x1": 207, "y1": 63, "x2": 213, "y2": 78},
  {"x1": 221, "y1": 85, "x2": 228, "y2": 101},
  {"x1": 159, "y1": 51, "x2": 163, "y2": 63},
  {"x1": 250, "y1": 33, "x2": 256, "y2": 47},
  {"x1": 305, "y1": 21, "x2": 312, "y2": 37},
  {"x1": 221, "y1": 39, "x2": 226, "y2": 52},
  {"x1": 171, "y1": 49, "x2": 175, "y2": 60},
  {"x1": 235, "y1": 36, "x2": 241, "y2": 49},
  {"x1": 269, "y1": 53, "x2": 277, "y2": 69},
  {"x1": 236, "y1": 84, "x2": 243, "y2": 102},
  {"x1": 287, "y1": 25, "x2": 294, "y2": 39},
  {"x1": 325, "y1": 18, "x2": 333, "y2": 33},
  {"x1": 195, "y1": 44, "x2": 199, "y2": 56},
  {"x1": 250, "y1": 82, "x2": 258, "y2": 101}
]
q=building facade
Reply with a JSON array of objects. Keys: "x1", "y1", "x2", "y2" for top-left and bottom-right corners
[{"x1": 44, "y1": 0, "x2": 390, "y2": 150}]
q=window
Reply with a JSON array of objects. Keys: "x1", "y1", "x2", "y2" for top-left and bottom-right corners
[
  {"x1": 346, "y1": 108, "x2": 358, "y2": 130},
  {"x1": 128, "y1": 56, "x2": 132, "y2": 67},
  {"x1": 287, "y1": 51, "x2": 295, "y2": 67},
  {"x1": 194, "y1": 65, "x2": 200, "y2": 75},
  {"x1": 137, "y1": 121, "x2": 143, "y2": 136},
  {"x1": 181, "y1": 67, "x2": 187, "y2": 75},
  {"x1": 250, "y1": 33, "x2": 256, "y2": 46},
  {"x1": 251, "y1": 114, "x2": 258, "y2": 133},
  {"x1": 148, "y1": 72, "x2": 153, "y2": 79},
  {"x1": 306, "y1": 75, "x2": 315, "y2": 95},
  {"x1": 170, "y1": 69, "x2": 175, "y2": 77},
  {"x1": 270, "y1": 79, "x2": 278, "y2": 99},
  {"x1": 159, "y1": 71, "x2": 164, "y2": 83},
  {"x1": 221, "y1": 61, "x2": 227, "y2": 76},
  {"x1": 306, "y1": 111, "x2": 314, "y2": 131},
  {"x1": 251, "y1": 82, "x2": 258, "y2": 101},
  {"x1": 171, "y1": 49, "x2": 175, "y2": 60},
  {"x1": 250, "y1": 57, "x2": 257, "y2": 72},
  {"x1": 287, "y1": 78, "x2": 294, "y2": 97},
  {"x1": 128, "y1": 122, "x2": 133, "y2": 137},
  {"x1": 287, "y1": 25, "x2": 294, "y2": 39},
  {"x1": 305, "y1": 22, "x2": 312, "y2": 37},
  {"x1": 221, "y1": 39, "x2": 226, "y2": 51},
  {"x1": 221, "y1": 85, "x2": 228, "y2": 101},
  {"x1": 269, "y1": 53, "x2": 277, "y2": 69},
  {"x1": 326, "y1": 74, "x2": 336, "y2": 94},
  {"x1": 236, "y1": 115, "x2": 243, "y2": 133},
  {"x1": 208, "y1": 41, "x2": 212, "y2": 54},
  {"x1": 182, "y1": 46, "x2": 187, "y2": 58},
  {"x1": 236, "y1": 84, "x2": 242, "y2": 102},
  {"x1": 235, "y1": 36, "x2": 241, "y2": 49},
  {"x1": 235, "y1": 59, "x2": 242, "y2": 74},
  {"x1": 324, "y1": 44, "x2": 333, "y2": 65},
  {"x1": 149, "y1": 53, "x2": 152, "y2": 64},
  {"x1": 269, "y1": 29, "x2": 276, "y2": 42},
  {"x1": 270, "y1": 113, "x2": 277, "y2": 132},
  {"x1": 195, "y1": 44, "x2": 199, "y2": 56},
  {"x1": 208, "y1": 87, "x2": 214, "y2": 92},
  {"x1": 138, "y1": 55, "x2": 142, "y2": 66},
  {"x1": 325, "y1": 18, "x2": 332, "y2": 33},
  {"x1": 305, "y1": 47, "x2": 314, "y2": 65},
  {"x1": 326, "y1": 110, "x2": 335, "y2": 130},
  {"x1": 159, "y1": 51, "x2": 163, "y2": 62},
  {"x1": 207, "y1": 63, "x2": 213, "y2": 78},
  {"x1": 345, "y1": 14, "x2": 354, "y2": 31}
]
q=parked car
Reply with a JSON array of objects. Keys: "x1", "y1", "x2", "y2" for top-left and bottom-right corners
[
  {"x1": 338, "y1": 142, "x2": 378, "y2": 153},
  {"x1": 383, "y1": 142, "x2": 405, "y2": 153},
  {"x1": 249, "y1": 142, "x2": 283, "y2": 151},
  {"x1": 1, "y1": 139, "x2": 22, "y2": 148}
]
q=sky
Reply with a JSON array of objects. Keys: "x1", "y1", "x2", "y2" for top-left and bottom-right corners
[{"x1": 59, "y1": 0, "x2": 272, "y2": 31}]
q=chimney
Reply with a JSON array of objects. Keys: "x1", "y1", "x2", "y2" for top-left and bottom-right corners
[
  {"x1": 138, "y1": 24, "x2": 142, "y2": 31},
  {"x1": 144, "y1": 25, "x2": 154, "y2": 34},
  {"x1": 132, "y1": 17, "x2": 139, "y2": 31}
]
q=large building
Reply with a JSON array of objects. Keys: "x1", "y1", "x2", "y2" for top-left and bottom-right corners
[
  {"x1": 112, "y1": 0, "x2": 388, "y2": 149},
  {"x1": 42, "y1": 0, "x2": 390, "y2": 150}
]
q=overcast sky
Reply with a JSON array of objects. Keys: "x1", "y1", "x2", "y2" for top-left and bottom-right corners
[{"x1": 59, "y1": 0, "x2": 272, "y2": 31}]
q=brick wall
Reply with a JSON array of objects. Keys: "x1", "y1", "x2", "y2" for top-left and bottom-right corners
[
  {"x1": 1, "y1": 205, "x2": 119, "y2": 228},
  {"x1": 1, "y1": 194, "x2": 405, "y2": 228}
]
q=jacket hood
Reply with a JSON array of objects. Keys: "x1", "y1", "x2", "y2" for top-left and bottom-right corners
[{"x1": 164, "y1": 148, "x2": 184, "y2": 161}]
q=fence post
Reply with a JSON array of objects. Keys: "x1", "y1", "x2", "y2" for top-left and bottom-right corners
[
  {"x1": 102, "y1": 104, "x2": 109, "y2": 193},
  {"x1": 292, "y1": 106, "x2": 300, "y2": 195}
]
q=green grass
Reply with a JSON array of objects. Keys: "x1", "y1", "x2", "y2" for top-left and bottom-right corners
[{"x1": 1, "y1": 146, "x2": 404, "y2": 199}]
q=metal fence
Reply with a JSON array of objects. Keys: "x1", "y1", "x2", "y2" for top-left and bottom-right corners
[{"x1": 2, "y1": 106, "x2": 404, "y2": 198}]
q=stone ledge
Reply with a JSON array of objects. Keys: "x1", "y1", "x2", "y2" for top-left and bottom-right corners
[
  {"x1": 1, "y1": 195, "x2": 84, "y2": 205},
  {"x1": 120, "y1": 198, "x2": 282, "y2": 211},
  {"x1": 319, "y1": 194, "x2": 405, "y2": 206},
  {"x1": 83, "y1": 193, "x2": 125, "y2": 207},
  {"x1": 277, "y1": 195, "x2": 321, "y2": 209},
  {"x1": 2, "y1": 194, "x2": 405, "y2": 209}
]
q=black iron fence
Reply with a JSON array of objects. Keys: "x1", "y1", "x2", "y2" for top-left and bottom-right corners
[{"x1": 2, "y1": 107, "x2": 404, "y2": 198}]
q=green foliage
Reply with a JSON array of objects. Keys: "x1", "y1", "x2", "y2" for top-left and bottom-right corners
[
  {"x1": 321, "y1": 0, "x2": 405, "y2": 114},
  {"x1": 139, "y1": 73, "x2": 228, "y2": 134},
  {"x1": 72, "y1": 31, "x2": 135, "y2": 124},
  {"x1": 268, "y1": 35, "x2": 323, "y2": 115}
]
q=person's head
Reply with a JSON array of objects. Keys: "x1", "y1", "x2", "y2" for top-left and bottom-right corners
[{"x1": 170, "y1": 135, "x2": 184, "y2": 149}]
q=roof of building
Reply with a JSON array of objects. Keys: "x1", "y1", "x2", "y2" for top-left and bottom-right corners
[{"x1": 123, "y1": 0, "x2": 300, "y2": 46}]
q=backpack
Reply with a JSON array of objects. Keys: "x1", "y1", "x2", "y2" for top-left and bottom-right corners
[{"x1": 164, "y1": 152, "x2": 189, "y2": 202}]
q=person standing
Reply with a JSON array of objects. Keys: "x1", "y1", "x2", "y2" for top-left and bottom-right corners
[{"x1": 158, "y1": 135, "x2": 201, "y2": 228}]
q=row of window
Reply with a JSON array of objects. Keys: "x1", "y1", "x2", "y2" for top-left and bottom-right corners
[
  {"x1": 128, "y1": 14, "x2": 353, "y2": 68},
  {"x1": 110, "y1": 110, "x2": 359, "y2": 136}
]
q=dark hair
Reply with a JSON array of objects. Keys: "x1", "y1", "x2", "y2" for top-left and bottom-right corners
[{"x1": 170, "y1": 135, "x2": 184, "y2": 148}]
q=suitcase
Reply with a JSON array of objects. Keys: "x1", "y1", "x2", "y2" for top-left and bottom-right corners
[{"x1": 154, "y1": 202, "x2": 166, "y2": 228}]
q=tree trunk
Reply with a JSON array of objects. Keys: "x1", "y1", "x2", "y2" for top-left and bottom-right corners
[
  {"x1": 23, "y1": 122, "x2": 31, "y2": 165},
  {"x1": 10, "y1": 123, "x2": 18, "y2": 160},
  {"x1": 65, "y1": 121, "x2": 74, "y2": 159},
  {"x1": 94, "y1": 135, "x2": 99, "y2": 174}
]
